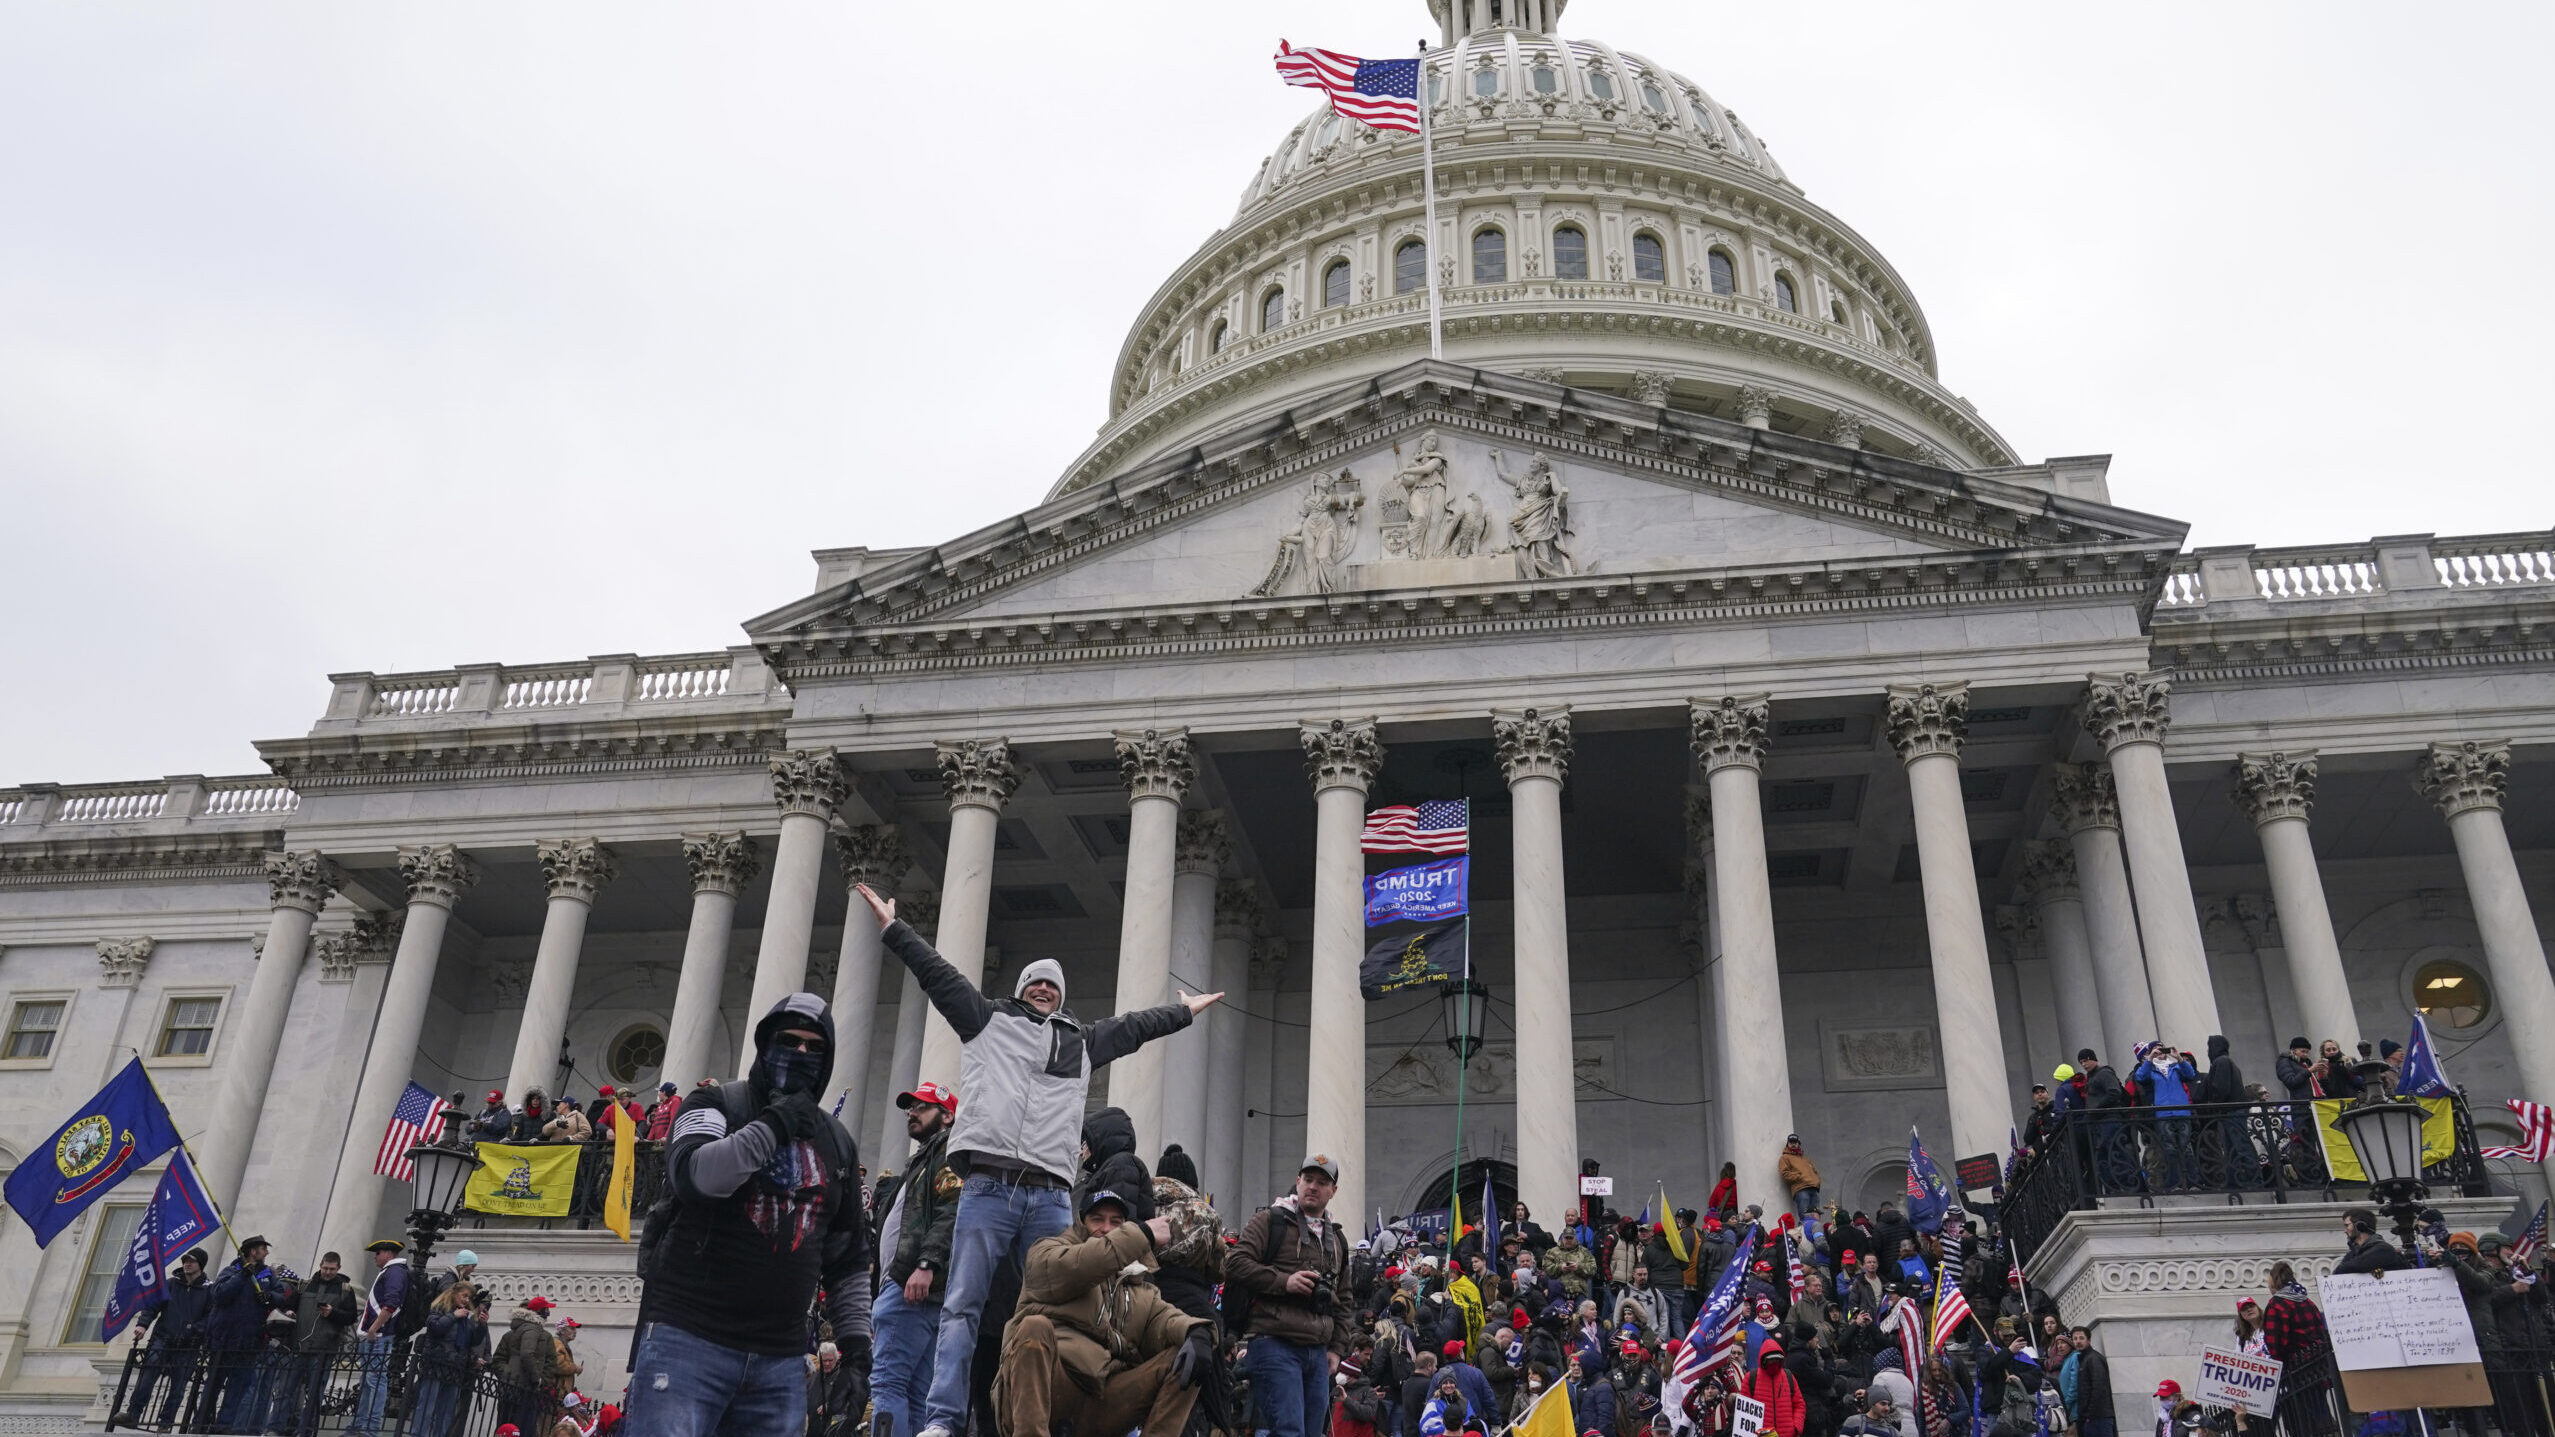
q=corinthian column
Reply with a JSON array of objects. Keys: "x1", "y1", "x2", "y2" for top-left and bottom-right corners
[
  {"x1": 505, "y1": 838, "x2": 616, "y2": 1101},
  {"x1": 1108, "y1": 728, "x2": 1197, "y2": 1157},
  {"x1": 1496, "y1": 707, "x2": 1579, "y2": 1224},
  {"x1": 2416, "y1": 741, "x2": 2555, "y2": 1104},
  {"x1": 831, "y1": 825, "x2": 909, "y2": 1128},
  {"x1": 739, "y1": 750, "x2": 848, "y2": 1075},
  {"x1": 1689, "y1": 696, "x2": 1796, "y2": 1212},
  {"x1": 321, "y1": 844, "x2": 477, "y2": 1261},
  {"x1": 2082, "y1": 672, "x2": 2222, "y2": 1048},
  {"x1": 200, "y1": 851, "x2": 344, "y2": 1211},
  {"x1": 1161, "y1": 811, "x2": 1228, "y2": 1168},
  {"x1": 1301, "y1": 717, "x2": 1383, "y2": 1224},
  {"x1": 1203, "y1": 877, "x2": 1260, "y2": 1205},
  {"x1": 920, "y1": 740, "x2": 1017, "y2": 1087},
  {"x1": 2019, "y1": 841, "x2": 2105, "y2": 1061},
  {"x1": 2053, "y1": 761, "x2": 2154, "y2": 1066},
  {"x1": 665, "y1": 833, "x2": 759, "y2": 1090},
  {"x1": 2233, "y1": 752, "x2": 2359, "y2": 1053},
  {"x1": 1886, "y1": 682, "x2": 2011, "y2": 1168}
]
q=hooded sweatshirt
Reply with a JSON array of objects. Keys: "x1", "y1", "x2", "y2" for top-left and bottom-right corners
[
  {"x1": 1076, "y1": 1107, "x2": 1157, "y2": 1222},
  {"x1": 648, "y1": 991, "x2": 874, "y2": 1356}
]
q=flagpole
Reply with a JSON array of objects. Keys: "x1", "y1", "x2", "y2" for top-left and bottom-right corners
[
  {"x1": 1420, "y1": 46, "x2": 1443, "y2": 362},
  {"x1": 1449, "y1": 909, "x2": 1469, "y2": 1262}
]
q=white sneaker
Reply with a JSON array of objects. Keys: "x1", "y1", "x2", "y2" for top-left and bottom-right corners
[{"x1": 915, "y1": 1424, "x2": 956, "y2": 1437}]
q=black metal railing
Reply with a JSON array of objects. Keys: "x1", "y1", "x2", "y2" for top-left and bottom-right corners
[
  {"x1": 448, "y1": 1139, "x2": 669, "y2": 1229},
  {"x1": 105, "y1": 1339, "x2": 554, "y2": 1437},
  {"x1": 2003, "y1": 1096, "x2": 2492, "y2": 1265}
]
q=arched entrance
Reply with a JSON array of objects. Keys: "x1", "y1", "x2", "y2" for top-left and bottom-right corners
[{"x1": 1406, "y1": 1159, "x2": 1520, "y2": 1224}]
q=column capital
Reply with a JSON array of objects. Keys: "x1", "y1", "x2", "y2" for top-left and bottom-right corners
[
  {"x1": 97, "y1": 936, "x2": 155, "y2": 989},
  {"x1": 2414, "y1": 739, "x2": 2511, "y2": 817},
  {"x1": 2051, "y1": 761, "x2": 2122, "y2": 834},
  {"x1": 1732, "y1": 383, "x2": 1778, "y2": 429},
  {"x1": 536, "y1": 837, "x2": 618, "y2": 904},
  {"x1": 315, "y1": 915, "x2": 402, "y2": 983},
  {"x1": 681, "y1": 832, "x2": 763, "y2": 897},
  {"x1": 770, "y1": 748, "x2": 850, "y2": 821},
  {"x1": 2082, "y1": 670, "x2": 2173, "y2": 750},
  {"x1": 2018, "y1": 839, "x2": 2080, "y2": 905},
  {"x1": 1214, "y1": 876, "x2": 1264, "y2": 934},
  {"x1": 1250, "y1": 936, "x2": 1289, "y2": 990},
  {"x1": 264, "y1": 850, "x2": 346, "y2": 915},
  {"x1": 1177, "y1": 809, "x2": 1232, "y2": 878},
  {"x1": 901, "y1": 890, "x2": 941, "y2": 941},
  {"x1": 833, "y1": 824, "x2": 910, "y2": 889},
  {"x1": 2233, "y1": 893, "x2": 2281, "y2": 950},
  {"x1": 2232, "y1": 750, "x2": 2318, "y2": 825},
  {"x1": 1115, "y1": 727, "x2": 1197, "y2": 802},
  {"x1": 1688, "y1": 694, "x2": 1770, "y2": 774},
  {"x1": 935, "y1": 738, "x2": 1020, "y2": 812},
  {"x1": 1493, "y1": 706, "x2": 1573, "y2": 785},
  {"x1": 396, "y1": 844, "x2": 479, "y2": 909},
  {"x1": 1299, "y1": 718, "x2": 1383, "y2": 795},
  {"x1": 1885, "y1": 681, "x2": 1970, "y2": 763},
  {"x1": 1993, "y1": 904, "x2": 2035, "y2": 961}
]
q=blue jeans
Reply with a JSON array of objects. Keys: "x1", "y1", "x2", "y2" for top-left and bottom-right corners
[
  {"x1": 623, "y1": 1320, "x2": 808, "y2": 1437},
  {"x1": 1244, "y1": 1335, "x2": 1330, "y2": 1437},
  {"x1": 346, "y1": 1333, "x2": 393, "y2": 1435},
  {"x1": 411, "y1": 1375, "x2": 462, "y2": 1437},
  {"x1": 869, "y1": 1277, "x2": 942, "y2": 1437},
  {"x1": 1792, "y1": 1187, "x2": 1821, "y2": 1219},
  {"x1": 923, "y1": 1174, "x2": 1073, "y2": 1432}
]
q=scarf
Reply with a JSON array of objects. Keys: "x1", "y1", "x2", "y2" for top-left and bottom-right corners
[{"x1": 2275, "y1": 1279, "x2": 2310, "y2": 1303}]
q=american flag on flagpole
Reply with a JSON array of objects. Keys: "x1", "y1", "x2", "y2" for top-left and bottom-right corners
[
  {"x1": 2511, "y1": 1201, "x2": 2550, "y2": 1267},
  {"x1": 1273, "y1": 42, "x2": 1423, "y2": 134},
  {"x1": 1785, "y1": 1229, "x2": 1807, "y2": 1306},
  {"x1": 1666, "y1": 1221, "x2": 1758, "y2": 1420},
  {"x1": 1930, "y1": 1211, "x2": 1974, "y2": 1349},
  {"x1": 2483, "y1": 1100, "x2": 2555, "y2": 1161},
  {"x1": 1362, "y1": 800, "x2": 1469, "y2": 855},
  {"x1": 373, "y1": 1082, "x2": 449, "y2": 1182}
]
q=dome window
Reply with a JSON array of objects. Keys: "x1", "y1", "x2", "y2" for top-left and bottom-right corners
[
  {"x1": 1210, "y1": 319, "x2": 1229, "y2": 354},
  {"x1": 1774, "y1": 273, "x2": 1799, "y2": 313},
  {"x1": 1532, "y1": 65, "x2": 1558, "y2": 95},
  {"x1": 1708, "y1": 249, "x2": 1737, "y2": 295},
  {"x1": 1262, "y1": 287, "x2": 1287, "y2": 333},
  {"x1": 1429, "y1": 73, "x2": 1444, "y2": 105},
  {"x1": 1472, "y1": 67, "x2": 1499, "y2": 98},
  {"x1": 1641, "y1": 83, "x2": 1669, "y2": 114},
  {"x1": 1395, "y1": 240, "x2": 1429, "y2": 295},
  {"x1": 1317, "y1": 114, "x2": 1340, "y2": 146},
  {"x1": 1552, "y1": 226, "x2": 1588, "y2": 281},
  {"x1": 1587, "y1": 69, "x2": 1616, "y2": 103},
  {"x1": 1473, "y1": 229, "x2": 1508, "y2": 284},
  {"x1": 1633, "y1": 232, "x2": 1665, "y2": 283},
  {"x1": 1324, "y1": 260, "x2": 1351, "y2": 309}
]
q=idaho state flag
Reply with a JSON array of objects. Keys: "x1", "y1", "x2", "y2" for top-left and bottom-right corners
[{"x1": 3, "y1": 1058, "x2": 182, "y2": 1247}]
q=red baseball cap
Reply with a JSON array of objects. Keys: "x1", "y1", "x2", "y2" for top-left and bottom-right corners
[
  {"x1": 486, "y1": 1090, "x2": 503, "y2": 1103},
  {"x1": 897, "y1": 1081, "x2": 958, "y2": 1117},
  {"x1": 599, "y1": 1086, "x2": 615, "y2": 1098},
  {"x1": 523, "y1": 1296, "x2": 554, "y2": 1314}
]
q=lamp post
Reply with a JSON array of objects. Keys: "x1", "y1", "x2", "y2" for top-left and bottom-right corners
[
  {"x1": 399, "y1": 1112, "x2": 483, "y2": 1330},
  {"x1": 2331, "y1": 1064, "x2": 2431, "y2": 1261},
  {"x1": 1442, "y1": 977, "x2": 1489, "y2": 1245}
]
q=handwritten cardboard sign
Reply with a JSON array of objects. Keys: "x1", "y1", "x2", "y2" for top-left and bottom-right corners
[
  {"x1": 2319, "y1": 1270, "x2": 2480, "y2": 1369},
  {"x1": 1729, "y1": 1394, "x2": 1766, "y2": 1437}
]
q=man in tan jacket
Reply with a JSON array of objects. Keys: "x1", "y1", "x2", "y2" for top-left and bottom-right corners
[
  {"x1": 1778, "y1": 1135, "x2": 1822, "y2": 1222},
  {"x1": 994, "y1": 1188, "x2": 1213, "y2": 1437}
]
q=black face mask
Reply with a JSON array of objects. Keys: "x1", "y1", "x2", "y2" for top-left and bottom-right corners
[{"x1": 759, "y1": 1043, "x2": 825, "y2": 1096}]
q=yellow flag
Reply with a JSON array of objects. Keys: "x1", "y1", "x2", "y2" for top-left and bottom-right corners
[
  {"x1": 1450, "y1": 1273, "x2": 1486, "y2": 1354},
  {"x1": 2312, "y1": 1097, "x2": 2456, "y2": 1183},
  {"x1": 1658, "y1": 1183, "x2": 1689, "y2": 1263},
  {"x1": 463, "y1": 1143, "x2": 581, "y2": 1218},
  {"x1": 603, "y1": 1106, "x2": 637, "y2": 1240},
  {"x1": 1512, "y1": 1376, "x2": 1577, "y2": 1437}
]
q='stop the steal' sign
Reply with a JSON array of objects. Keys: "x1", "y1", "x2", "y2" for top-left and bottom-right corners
[
  {"x1": 2193, "y1": 1346, "x2": 2282, "y2": 1418},
  {"x1": 1364, "y1": 858, "x2": 1468, "y2": 926}
]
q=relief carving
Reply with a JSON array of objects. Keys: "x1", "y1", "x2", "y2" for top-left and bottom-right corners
[
  {"x1": 1248, "y1": 468, "x2": 1367, "y2": 598},
  {"x1": 1491, "y1": 449, "x2": 1580, "y2": 579},
  {"x1": 1820, "y1": 1022, "x2": 1942, "y2": 1091}
]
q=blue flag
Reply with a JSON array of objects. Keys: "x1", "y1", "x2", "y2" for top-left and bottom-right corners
[
  {"x1": 1363, "y1": 858, "x2": 1469, "y2": 926},
  {"x1": 1905, "y1": 1126, "x2": 1951, "y2": 1234},
  {"x1": 3, "y1": 1058, "x2": 182, "y2": 1247},
  {"x1": 100, "y1": 1149, "x2": 224, "y2": 1340},
  {"x1": 2400, "y1": 1015, "x2": 2454, "y2": 1099},
  {"x1": 1480, "y1": 1172, "x2": 1500, "y2": 1257}
]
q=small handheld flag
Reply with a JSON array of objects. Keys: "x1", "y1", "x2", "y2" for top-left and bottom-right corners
[
  {"x1": 1274, "y1": 43, "x2": 1423, "y2": 135},
  {"x1": 2511, "y1": 1201, "x2": 2549, "y2": 1267},
  {"x1": 2398, "y1": 1016, "x2": 2454, "y2": 1099},
  {"x1": 100, "y1": 1150, "x2": 224, "y2": 1339},
  {"x1": 1905, "y1": 1126, "x2": 1951, "y2": 1234},
  {"x1": 373, "y1": 1082, "x2": 450, "y2": 1182},
  {"x1": 1930, "y1": 1210, "x2": 1975, "y2": 1349},
  {"x1": 3, "y1": 1058, "x2": 183, "y2": 1247}
]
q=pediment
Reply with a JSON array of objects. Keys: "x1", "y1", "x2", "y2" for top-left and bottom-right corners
[{"x1": 748, "y1": 361, "x2": 2187, "y2": 652}]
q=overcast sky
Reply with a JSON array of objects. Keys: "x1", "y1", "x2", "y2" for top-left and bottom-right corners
[{"x1": 4, "y1": 1, "x2": 2547, "y2": 785}]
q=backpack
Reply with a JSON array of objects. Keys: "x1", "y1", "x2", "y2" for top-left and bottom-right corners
[{"x1": 635, "y1": 1084, "x2": 858, "y2": 1283}]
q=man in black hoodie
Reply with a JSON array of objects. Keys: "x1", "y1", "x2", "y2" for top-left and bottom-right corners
[
  {"x1": 1077, "y1": 1108, "x2": 1156, "y2": 1222},
  {"x1": 2076, "y1": 1048, "x2": 2135, "y2": 1188},
  {"x1": 627, "y1": 992, "x2": 872, "y2": 1437}
]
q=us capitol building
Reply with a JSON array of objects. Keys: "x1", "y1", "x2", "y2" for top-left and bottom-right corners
[{"x1": 4, "y1": 0, "x2": 2551, "y2": 1419}]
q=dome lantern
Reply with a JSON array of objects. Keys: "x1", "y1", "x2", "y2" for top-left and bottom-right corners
[{"x1": 1430, "y1": 0, "x2": 1567, "y2": 43}]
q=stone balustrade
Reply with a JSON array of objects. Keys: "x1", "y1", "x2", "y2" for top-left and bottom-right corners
[
  {"x1": 321, "y1": 646, "x2": 776, "y2": 729},
  {"x1": 0, "y1": 775, "x2": 300, "y2": 831},
  {"x1": 2155, "y1": 529, "x2": 2555, "y2": 610}
]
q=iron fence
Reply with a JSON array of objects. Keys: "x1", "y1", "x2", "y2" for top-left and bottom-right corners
[
  {"x1": 106, "y1": 1339, "x2": 555, "y2": 1437},
  {"x1": 445, "y1": 1139, "x2": 668, "y2": 1229}
]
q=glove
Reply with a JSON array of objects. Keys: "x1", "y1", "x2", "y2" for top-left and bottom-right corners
[
  {"x1": 762, "y1": 1093, "x2": 827, "y2": 1144},
  {"x1": 1172, "y1": 1326, "x2": 1215, "y2": 1389}
]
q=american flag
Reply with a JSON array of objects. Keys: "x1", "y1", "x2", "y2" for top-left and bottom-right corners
[
  {"x1": 1930, "y1": 1212, "x2": 1973, "y2": 1350},
  {"x1": 2483, "y1": 1100, "x2": 2555, "y2": 1162},
  {"x1": 373, "y1": 1082, "x2": 450, "y2": 1181},
  {"x1": 1273, "y1": 42, "x2": 1423, "y2": 135},
  {"x1": 1785, "y1": 1230, "x2": 1807, "y2": 1305},
  {"x1": 1669, "y1": 1222, "x2": 1757, "y2": 1396},
  {"x1": 1362, "y1": 800, "x2": 1469, "y2": 855},
  {"x1": 2512, "y1": 1201, "x2": 2550, "y2": 1267}
]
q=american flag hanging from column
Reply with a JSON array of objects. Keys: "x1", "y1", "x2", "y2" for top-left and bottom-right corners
[
  {"x1": 1273, "y1": 42, "x2": 1423, "y2": 134},
  {"x1": 2483, "y1": 1100, "x2": 2555, "y2": 1161},
  {"x1": 373, "y1": 1082, "x2": 449, "y2": 1181}
]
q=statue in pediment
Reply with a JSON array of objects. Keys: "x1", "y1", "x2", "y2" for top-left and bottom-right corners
[
  {"x1": 1248, "y1": 468, "x2": 1367, "y2": 598},
  {"x1": 1390, "y1": 431, "x2": 1454, "y2": 559},
  {"x1": 1446, "y1": 492, "x2": 1490, "y2": 557},
  {"x1": 1491, "y1": 449, "x2": 1580, "y2": 579}
]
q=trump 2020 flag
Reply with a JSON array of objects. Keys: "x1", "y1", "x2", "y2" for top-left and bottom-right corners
[
  {"x1": 4, "y1": 1058, "x2": 182, "y2": 1246},
  {"x1": 100, "y1": 1149, "x2": 223, "y2": 1340},
  {"x1": 2399, "y1": 1015, "x2": 2454, "y2": 1099},
  {"x1": 1364, "y1": 858, "x2": 1469, "y2": 926},
  {"x1": 1906, "y1": 1126, "x2": 1952, "y2": 1235}
]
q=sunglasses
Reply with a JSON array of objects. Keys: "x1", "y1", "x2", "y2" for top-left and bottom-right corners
[{"x1": 773, "y1": 1034, "x2": 828, "y2": 1053}]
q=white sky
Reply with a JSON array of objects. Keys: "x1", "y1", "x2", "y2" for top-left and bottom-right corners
[{"x1": 3, "y1": 1, "x2": 2547, "y2": 785}]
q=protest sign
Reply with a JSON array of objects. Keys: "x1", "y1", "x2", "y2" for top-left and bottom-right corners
[{"x1": 2194, "y1": 1346, "x2": 2281, "y2": 1418}]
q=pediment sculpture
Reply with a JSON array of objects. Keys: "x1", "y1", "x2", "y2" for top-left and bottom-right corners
[
  {"x1": 1247, "y1": 467, "x2": 1366, "y2": 598},
  {"x1": 1245, "y1": 433, "x2": 1583, "y2": 598}
]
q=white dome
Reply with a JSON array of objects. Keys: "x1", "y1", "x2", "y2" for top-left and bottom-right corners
[{"x1": 1050, "y1": 8, "x2": 2016, "y2": 499}]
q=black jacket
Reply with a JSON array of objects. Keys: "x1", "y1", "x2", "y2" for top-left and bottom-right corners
[
  {"x1": 2083, "y1": 1063, "x2": 2129, "y2": 1111},
  {"x1": 141, "y1": 1269, "x2": 215, "y2": 1345},
  {"x1": 2200, "y1": 1038, "x2": 2246, "y2": 1105},
  {"x1": 1076, "y1": 1107, "x2": 1157, "y2": 1223},
  {"x1": 2335, "y1": 1237, "x2": 2410, "y2": 1275},
  {"x1": 2067, "y1": 1347, "x2": 2114, "y2": 1422},
  {"x1": 881, "y1": 1123, "x2": 961, "y2": 1296},
  {"x1": 293, "y1": 1272, "x2": 358, "y2": 1353},
  {"x1": 2274, "y1": 1052, "x2": 2317, "y2": 1102}
]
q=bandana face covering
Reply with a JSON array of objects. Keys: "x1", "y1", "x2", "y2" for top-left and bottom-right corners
[{"x1": 759, "y1": 1044, "x2": 825, "y2": 1096}]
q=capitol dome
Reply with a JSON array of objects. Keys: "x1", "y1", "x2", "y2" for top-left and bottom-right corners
[{"x1": 1050, "y1": 0, "x2": 2017, "y2": 498}]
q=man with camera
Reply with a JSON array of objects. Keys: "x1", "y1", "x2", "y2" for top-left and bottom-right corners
[{"x1": 1228, "y1": 1155, "x2": 1360, "y2": 1437}]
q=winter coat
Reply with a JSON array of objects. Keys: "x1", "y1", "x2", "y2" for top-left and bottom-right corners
[
  {"x1": 419, "y1": 1309, "x2": 484, "y2": 1380},
  {"x1": 881, "y1": 1123, "x2": 961, "y2": 1297},
  {"x1": 294, "y1": 1272, "x2": 359, "y2": 1352},
  {"x1": 1779, "y1": 1151, "x2": 1822, "y2": 1194},
  {"x1": 1227, "y1": 1197, "x2": 1358, "y2": 1354},
  {"x1": 506, "y1": 1103, "x2": 553, "y2": 1144},
  {"x1": 493, "y1": 1308, "x2": 558, "y2": 1392},
  {"x1": 2200, "y1": 1038, "x2": 2246, "y2": 1105},
  {"x1": 140, "y1": 1269, "x2": 215, "y2": 1345},
  {"x1": 1075, "y1": 1107, "x2": 1157, "y2": 1223},
  {"x1": 644, "y1": 1094, "x2": 681, "y2": 1142},
  {"x1": 1510, "y1": 1217, "x2": 1554, "y2": 1254},
  {"x1": 541, "y1": 1106, "x2": 594, "y2": 1143},
  {"x1": 2083, "y1": 1063, "x2": 2129, "y2": 1111},
  {"x1": 2261, "y1": 1293, "x2": 2331, "y2": 1370},
  {"x1": 886, "y1": 919, "x2": 1192, "y2": 1185},
  {"x1": 1744, "y1": 1342, "x2": 1807, "y2": 1437},
  {"x1": 2275, "y1": 1052, "x2": 2317, "y2": 1101},
  {"x1": 471, "y1": 1102, "x2": 515, "y2": 1142},
  {"x1": 1573, "y1": 1377, "x2": 1618, "y2": 1437},
  {"x1": 205, "y1": 1261, "x2": 283, "y2": 1350},
  {"x1": 2062, "y1": 1345, "x2": 2114, "y2": 1423},
  {"x1": 1870, "y1": 1369, "x2": 1919, "y2": 1437},
  {"x1": 1616, "y1": 1284, "x2": 1669, "y2": 1342},
  {"x1": 1000, "y1": 1220, "x2": 1204, "y2": 1394},
  {"x1": 1544, "y1": 1240, "x2": 1597, "y2": 1300},
  {"x1": 2335, "y1": 1237, "x2": 2410, "y2": 1275},
  {"x1": 1708, "y1": 1177, "x2": 1737, "y2": 1214},
  {"x1": 2138, "y1": 1055, "x2": 2198, "y2": 1115}
]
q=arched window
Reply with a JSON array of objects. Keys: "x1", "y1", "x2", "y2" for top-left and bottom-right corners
[
  {"x1": 1708, "y1": 249, "x2": 1737, "y2": 295},
  {"x1": 1551, "y1": 225, "x2": 1588, "y2": 281},
  {"x1": 2417, "y1": 959, "x2": 2492, "y2": 1029},
  {"x1": 1632, "y1": 232, "x2": 1665, "y2": 283},
  {"x1": 1395, "y1": 240, "x2": 1428, "y2": 295},
  {"x1": 1532, "y1": 65, "x2": 1558, "y2": 95},
  {"x1": 1587, "y1": 69, "x2": 1616, "y2": 103},
  {"x1": 1472, "y1": 229, "x2": 1508, "y2": 284},
  {"x1": 1473, "y1": 67, "x2": 1499, "y2": 98},
  {"x1": 1324, "y1": 259, "x2": 1351, "y2": 309},
  {"x1": 1262, "y1": 287, "x2": 1287, "y2": 332},
  {"x1": 1774, "y1": 273, "x2": 1798, "y2": 313},
  {"x1": 1429, "y1": 73, "x2": 1444, "y2": 105},
  {"x1": 1317, "y1": 114, "x2": 1339, "y2": 146},
  {"x1": 1210, "y1": 319, "x2": 1229, "y2": 353},
  {"x1": 1641, "y1": 82, "x2": 1669, "y2": 114}
]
